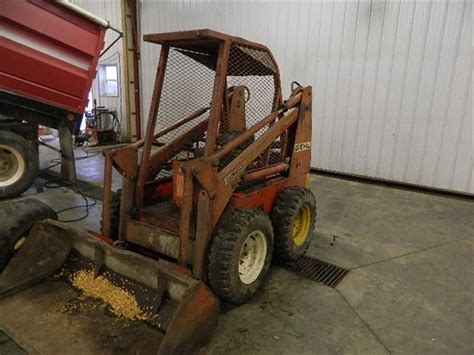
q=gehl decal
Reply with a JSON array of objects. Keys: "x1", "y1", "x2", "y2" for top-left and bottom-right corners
[{"x1": 294, "y1": 142, "x2": 311, "y2": 152}]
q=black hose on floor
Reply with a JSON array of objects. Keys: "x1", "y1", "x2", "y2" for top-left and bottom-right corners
[{"x1": 40, "y1": 148, "x2": 99, "y2": 222}]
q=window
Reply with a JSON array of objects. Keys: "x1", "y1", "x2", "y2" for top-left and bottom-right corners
[{"x1": 99, "y1": 64, "x2": 119, "y2": 96}]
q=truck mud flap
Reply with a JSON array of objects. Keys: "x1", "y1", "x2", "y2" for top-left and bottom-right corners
[{"x1": 0, "y1": 220, "x2": 219, "y2": 354}]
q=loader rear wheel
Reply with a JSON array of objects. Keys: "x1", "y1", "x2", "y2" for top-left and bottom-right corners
[
  {"x1": 0, "y1": 198, "x2": 57, "y2": 272},
  {"x1": 270, "y1": 187, "x2": 316, "y2": 262},
  {"x1": 208, "y1": 209, "x2": 273, "y2": 304}
]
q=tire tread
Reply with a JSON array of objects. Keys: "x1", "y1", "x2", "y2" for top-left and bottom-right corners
[
  {"x1": 0, "y1": 198, "x2": 57, "y2": 271},
  {"x1": 208, "y1": 209, "x2": 273, "y2": 304},
  {"x1": 270, "y1": 187, "x2": 317, "y2": 261},
  {"x1": 0, "y1": 130, "x2": 38, "y2": 199}
]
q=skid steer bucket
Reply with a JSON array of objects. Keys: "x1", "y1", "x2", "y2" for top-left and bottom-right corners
[{"x1": 0, "y1": 220, "x2": 219, "y2": 354}]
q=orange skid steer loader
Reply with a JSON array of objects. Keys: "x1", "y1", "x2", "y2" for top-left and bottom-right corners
[{"x1": 0, "y1": 29, "x2": 316, "y2": 353}]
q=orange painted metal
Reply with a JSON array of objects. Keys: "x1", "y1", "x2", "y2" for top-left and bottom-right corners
[
  {"x1": 172, "y1": 160, "x2": 185, "y2": 207},
  {"x1": 209, "y1": 110, "x2": 280, "y2": 164},
  {"x1": 87, "y1": 230, "x2": 113, "y2": 245},
  {"x1": 136, "y1": 45, "x2": 169, "y2": 206},
  {"x1": 204, "y1": 40, "x2": 231, "y2": 157},
  {"x1": 243, "y1": 163, "x2": 289, "y2": 183},
  {"x1": 230, "y1": 175, "x2": 306, "y2": 214},
  {"x1": 98, "y1": 29, "x2": 312, "y2": 285},
  {"x1": 289, "y1": 87, "x2": 312, "y2": 178},
  {"x1": 131, "y1": 106, "x2": 210, "y2": 150},
  {"x1": 192, "y1": 189, "x2": 212, "y2": 279},
  {"x1": 143, "y1": 29, "x2": 274, "y2": 54},
  {"x1": 224, "y1": 85, "x2": 246, "y2": 132},
  {"x1": 93, "y1": 30, "x2": 313, "y2": 353},
  {"x1": 147, "y1": 119, "x2": 209, "y2": 180},
  {"x1": 178, "y1": 167, "x2": 193, "y2": 266},
  {"x1": 112, "y1": 146, "x2": 139, "y2": 177},
  {"x1": 283, "y1": 92, "x2": 303, "y2": 110}
]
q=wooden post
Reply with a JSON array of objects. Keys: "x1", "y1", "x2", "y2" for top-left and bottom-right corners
[
  {"x1": 101, "y1": 151, "x2": 113, "y2": 236},
  {"x1": 120, "y1": 0, "x2": 141, "y2": 141}
]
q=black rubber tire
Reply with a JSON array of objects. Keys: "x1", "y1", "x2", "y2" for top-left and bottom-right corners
[
  {"x1": 270, "y1": 187, "x2": 316, "y2": 262},
  {"x1": 0, "y1": 130, "x2": 38, "y2": 199},
  {"x1": 0, "y1": 198, "x2": 57, "y2": 272},
  {"x1": 208, "y1": 209, "x2": 274, "y2": 304},
  {"x1": 100, "y1": 188, "x2": 121, "y2": 240}
]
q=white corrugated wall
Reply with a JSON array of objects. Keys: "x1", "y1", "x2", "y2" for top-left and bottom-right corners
[{"x1": 138, "y1": 0, "x2": 472, "y2": 194}]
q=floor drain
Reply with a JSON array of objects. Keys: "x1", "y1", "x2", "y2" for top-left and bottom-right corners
[{"x1": 283, "y1": 255, "x2": 349, "y2": 288}]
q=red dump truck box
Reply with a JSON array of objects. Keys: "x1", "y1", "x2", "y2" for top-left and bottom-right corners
[{"x1": 0, "y1": 0, "x2": 107, "y2": 113}]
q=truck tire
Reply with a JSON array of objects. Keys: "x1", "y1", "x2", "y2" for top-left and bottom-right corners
[
  {"x1": 208, "y1": 209, "x2": 274, "y2": 304},
  {"x1": 0, "y1": 130, "x2": 38, "y2": 199},
  {"x1": 270, "y1": 187, "x2": 316, "y2": 262},
  {"x1": 0, "y1": 198, "x2": 57, "y2": 272}
]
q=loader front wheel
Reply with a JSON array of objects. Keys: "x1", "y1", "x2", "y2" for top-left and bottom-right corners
[
  {"x1": 270, "y1": 187, "x2": 316, "y2": 262},
  {"x1": 208, "y1": 209, "x2": 273, "y2": 304}
]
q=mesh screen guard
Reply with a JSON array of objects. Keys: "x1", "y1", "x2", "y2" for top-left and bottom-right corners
[
  {"x1": 150, "y1": 42, "x2": 283, "y2": 180},
  {"x1": 220, "y1": 43, "x2": 282, "y2": 171}
]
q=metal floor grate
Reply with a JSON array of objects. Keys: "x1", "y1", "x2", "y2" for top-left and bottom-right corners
[{"x1": 284, "y1": 255, "x2": 349, "y2": 288}]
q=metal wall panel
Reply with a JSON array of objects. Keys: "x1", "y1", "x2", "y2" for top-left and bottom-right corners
[
  {"x1": 137, "y1": 0, "x2": 471, "y2": 194},
  {"x1": 71, "y1": 0, "x2": 126, "y2": 137}
]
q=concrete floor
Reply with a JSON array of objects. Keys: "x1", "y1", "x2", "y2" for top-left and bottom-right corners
[
  {"x1": 210, "y1": 176, "x2": 473, "y2": 354},
  {"x1": 39, "y1": 141, "x2": 123, "y2": 192},
  {"x1": 1, "y1": 146, "x2": 473, "y2": 354}
]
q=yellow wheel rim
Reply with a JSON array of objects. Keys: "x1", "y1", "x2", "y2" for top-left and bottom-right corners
[{"x1": 292, "y1": 204, "x2": 311, "y2": 246}]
